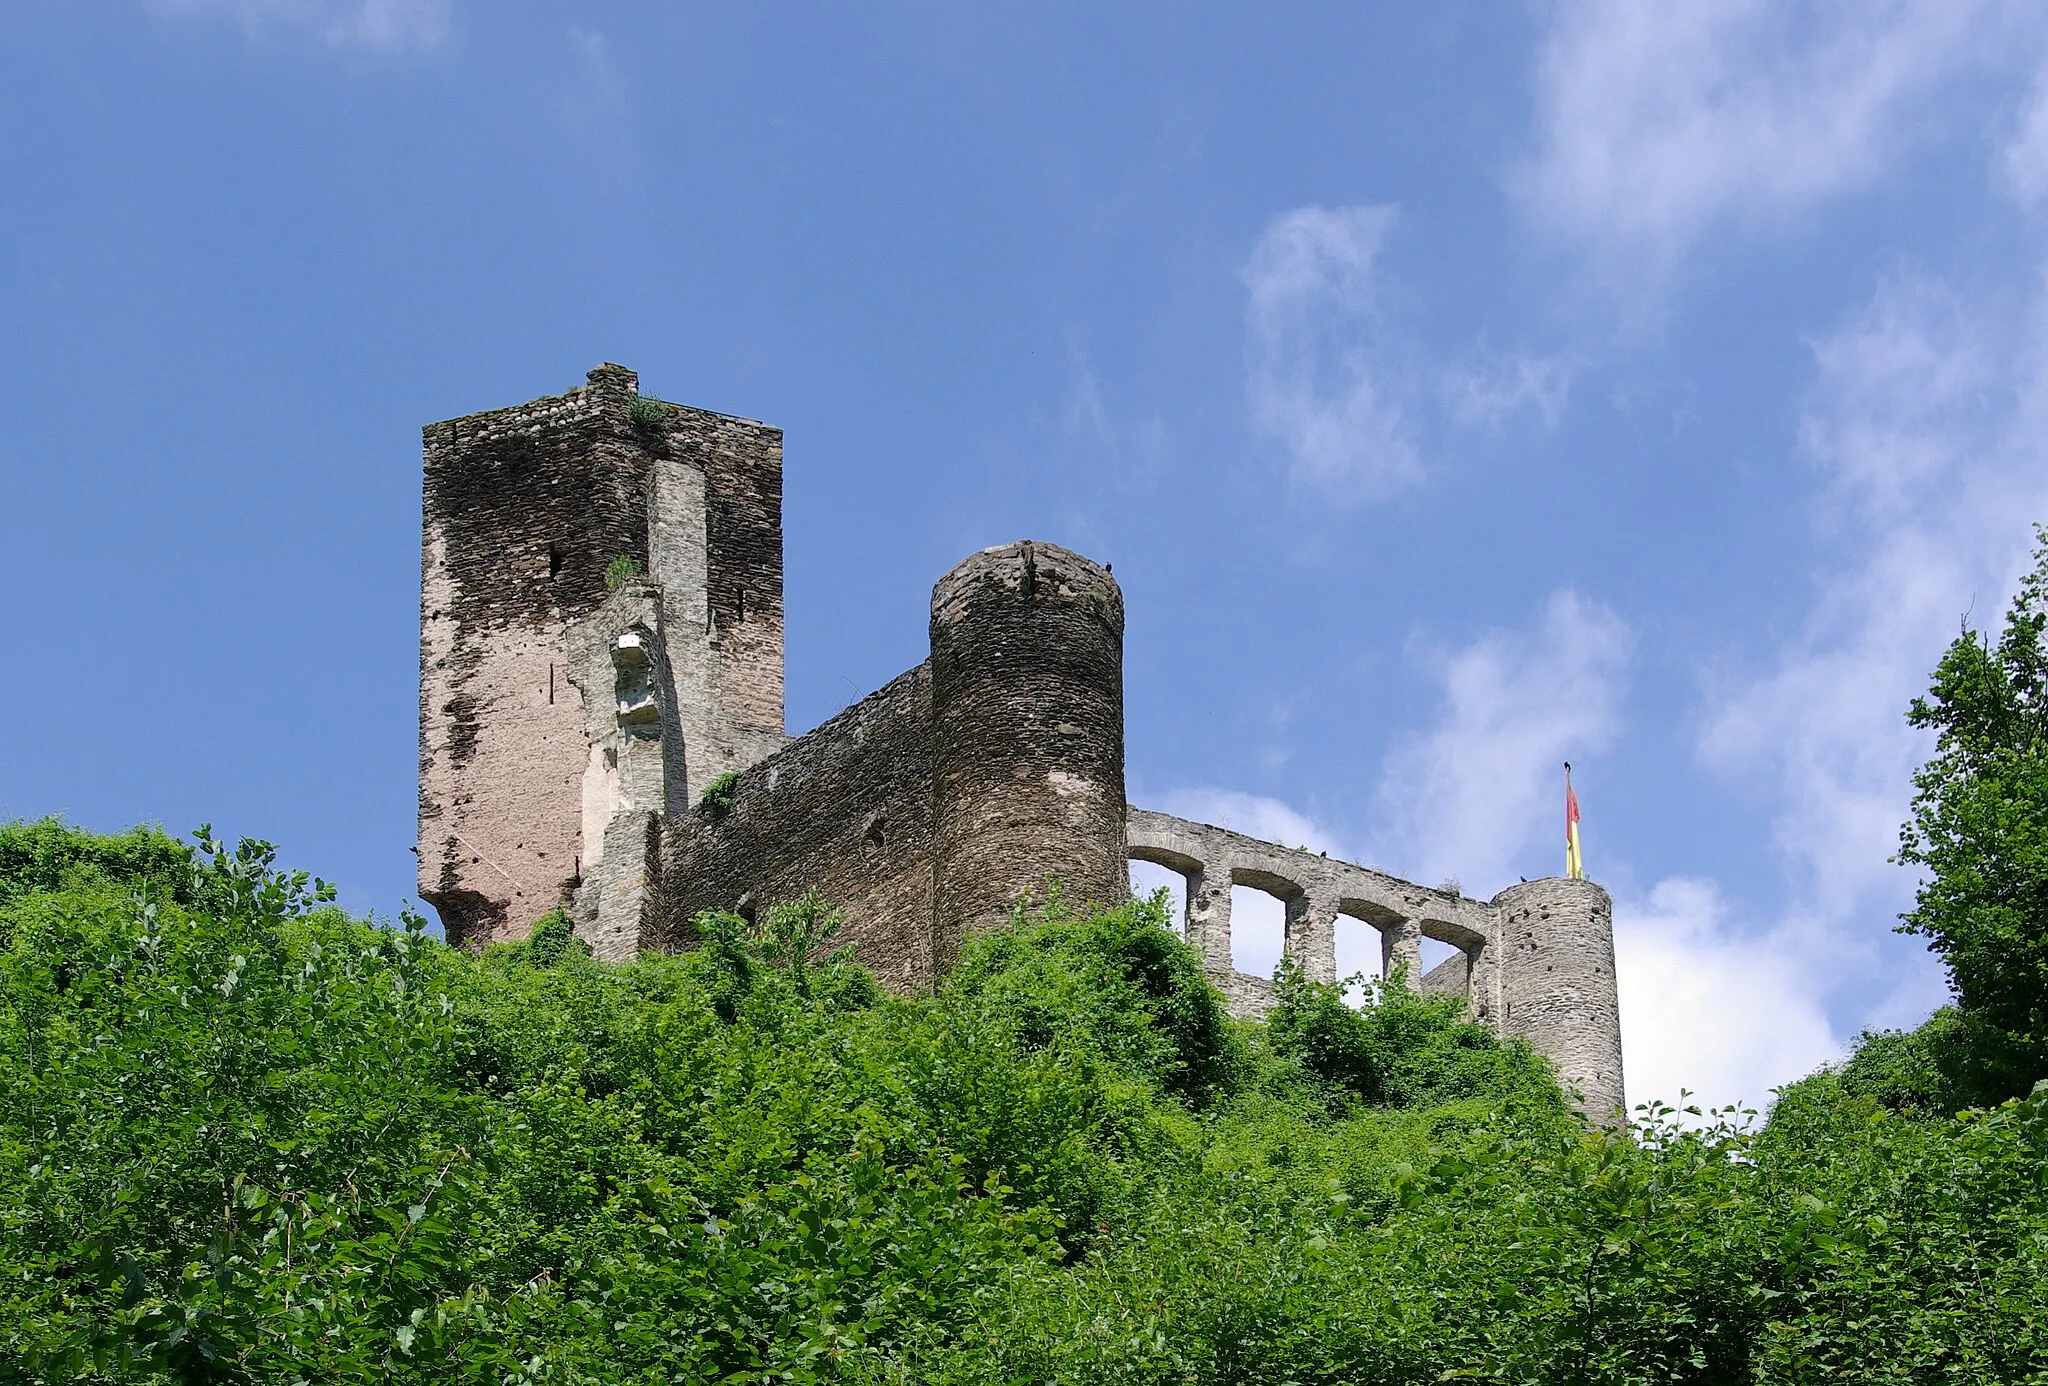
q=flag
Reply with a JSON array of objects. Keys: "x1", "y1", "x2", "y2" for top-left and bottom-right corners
[{"x1": 1564, "y1": 763, "x2": 1584, "y2": 880}]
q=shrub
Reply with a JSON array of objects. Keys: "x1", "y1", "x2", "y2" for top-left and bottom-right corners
[
  {"x1": 521, "y1": 907, "x2": 584, "y2": 966},
  {"x1": 7, "y1": 825, "x2": 2046, "y2": 1383},
  {"x1": 1265, "y1": 953, "x2": 1562, "y2": 1113},
  {"x1": 626, "y1": 393, "x2": 667, "y2": 430},
  {"x1": 603, "y1": 553, "x2": 645, "y2": 590},
  {"x1": 945, "y1": 887, "x2": 1241, "y2": 1108},
  {"x1": 0, "y1": 817, "x2": 191, "y2": 910},
  {"x1": 695, "y1": 769, "x2": 740, "y2": 819},
  {"x1": 1772, "y1": 1010, "x2": 1967, "y2": 1125}
]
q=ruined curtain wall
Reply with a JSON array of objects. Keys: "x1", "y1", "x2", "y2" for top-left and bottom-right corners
[{"x1": 659, "y1": 665, "x2": 939, "y2": 993}]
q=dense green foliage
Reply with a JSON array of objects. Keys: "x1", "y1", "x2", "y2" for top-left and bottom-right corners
[
  {"x1": 0, "y1": 820, "x2": 192, "y2": 910},
  {"x1": 1896, "y1": 530, "x2": 2048, "y2": 1105},
  {"x1": 14, "y1": 529, "x2": 2048, "y2": 1378},
  {"x1": 5, "y1": 818, "x2": 2046, "y2": 1381}
]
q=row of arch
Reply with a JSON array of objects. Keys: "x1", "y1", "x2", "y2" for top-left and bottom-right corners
[{"x1": 1125, "y1": 807, "x2": 1495, "y2": 1014}]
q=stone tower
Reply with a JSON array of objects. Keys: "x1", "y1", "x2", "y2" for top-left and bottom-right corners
[
  {"x1": 929, "y1": 541, "x2": 1128, "y2": 970},
  {"x1": 417, "y1": 364, "x2": 788, "y2": 948},
  {"x1": 1489, "y1": 877, "x2": 1625, "y2": 1118}
]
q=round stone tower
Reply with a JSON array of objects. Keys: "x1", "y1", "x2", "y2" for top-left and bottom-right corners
[
  {"x1": 929, "y1": 540, "x2": 1128, "y2": 972},
  {"x1": 1489, "y1": 877, "x2": 1625, "y2": 1123}
]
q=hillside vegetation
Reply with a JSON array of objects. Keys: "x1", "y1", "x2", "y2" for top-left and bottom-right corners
[{"x1": 0, "y1": 819, "x2": 2043, "y2": 1384}]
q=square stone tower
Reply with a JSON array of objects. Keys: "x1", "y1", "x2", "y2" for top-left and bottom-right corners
[{"x1": 417, "y1": 364, "x2": 788, "y2": 948}]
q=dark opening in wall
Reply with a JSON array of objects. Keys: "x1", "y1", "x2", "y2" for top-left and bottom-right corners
[{"x1": 548, "y1": 545, "x2": 562, "y2": 580}]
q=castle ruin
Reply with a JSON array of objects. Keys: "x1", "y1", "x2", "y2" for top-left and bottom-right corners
[{"x1": 418, "y1": 365, "x2": 1625, "y2": 1118}]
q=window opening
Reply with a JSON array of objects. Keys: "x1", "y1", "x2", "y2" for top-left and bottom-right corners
[
  {"x1": 1128, "y1": 859, "x2": 1186, "y2": 934},
  {"x1": 1334, "y1": 915, "x2": 1384, "y2": 1007},
  {"x1": 1230, "y1": 884, "x2": 1287, "y2": 977},
  {"x1": 1419, "y1": 936, "x2": 1458, "y2": 975}
]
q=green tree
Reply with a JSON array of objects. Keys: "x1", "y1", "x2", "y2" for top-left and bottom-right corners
[{"x1": 1898, "y1": 527, "x2": 2048, "y2": 1104}]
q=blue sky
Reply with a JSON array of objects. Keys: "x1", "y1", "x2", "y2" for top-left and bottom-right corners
[{"x1": 8, "y1": 0, "x2": 2048, "y2": 1113}]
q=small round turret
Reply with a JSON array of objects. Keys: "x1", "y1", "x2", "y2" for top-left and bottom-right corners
[
  {"x1": 929, "y1": 541, "x2": 1127, "y2": 971},
  {"x1": 1489, "y1": 877, "x2": 1625, "y2": 1123}
]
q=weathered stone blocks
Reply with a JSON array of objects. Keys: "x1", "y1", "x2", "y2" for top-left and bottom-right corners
[
  {"x1": 929, "y1": 541, "x2": 1128, "y2": 971},
  {"x1": 417, "y1": 365, "x2": 787, "y2": 949},
  {"x1": 1491, "y1": 877, "x2": 1625, "y2": 1122}
]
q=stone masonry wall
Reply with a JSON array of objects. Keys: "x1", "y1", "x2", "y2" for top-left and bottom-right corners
[
  {"x1": 1492, "y1": 877, "x2": 1625, "y2": 1122},
  {"x1": 642, "y1": 401, "x2": 789, "y2": 801},
  {"x1": 563, "y1": 576, "x2": 687, "y2": 961},
  {"x1": 658, "y1": 665, "x2": 939, "y2": 993}
]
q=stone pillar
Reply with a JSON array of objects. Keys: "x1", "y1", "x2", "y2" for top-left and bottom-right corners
[
  {"x1": 1287, "y1": 893, "x2": 1338, "y2": 983},
  {"x1": 929, "y1": 540, "x2": 1127, "y2": 973},
  {"x1": 1381, "y1": 916, "x2": 1423, "y2": 984},
  {"x1": 1466, "y1": 937, "x2": 1500, "y2": 1026},
  {"x1": 1490, "y1": 877, "x2": 1625, "y2": 1125},
  {"x1": 1185, "y1": 864, "x2": 1233, "y2": 973},
  {"x1": 586, "y1": 809, "x2": 660, "y2": 963}
]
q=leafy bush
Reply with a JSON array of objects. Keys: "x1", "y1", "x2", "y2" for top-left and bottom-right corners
[
  {"x1": 1265, "y1": 953, "x2": 1562, "y2": 1112},
  {"x1": 695, "y1": 769, "x2": 740, "y2": 819},
  {"x1": 603, "y1": 553, "x2": 645, "y2": 590},
  {"x1": 5, "y1": 825, "x2": 2047, "y2": 1382},
  {"x1": 0, "y1": 817, "x2": 191, "y2": 912},
  {"x1": 1771, "y1": 1009, "x2": 1967, "y2": 1122},
  {"x1": 945, "y1": 888, "x2": 1240, "y2": 1108},
  {"x1": 520, "y1": 907, "x2": 584, "y2": 967}
]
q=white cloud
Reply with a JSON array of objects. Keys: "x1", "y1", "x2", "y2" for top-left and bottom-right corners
[
  {"x1": 2001, "y1": 62, "x2": 2048, "y2": 208},
  {"x1": 1442, "y1": 349, "x2": 1576, "y2": 431},
  {"x1": 1243, "y1": 204, "x2": 1421, "y2": 497},
  {"x1": 1154, "y1": 787, "x2": 1347, "y2": 857},
  {"x1": 1515, "y1": 0, "x2": 2022, "y2": 295},
  {"x1": 1370, "y1": 589, "x2": 1632, "y2": 895},
  {"x1": 1614, "y1": 878, "x2": 1843, "y2": 1113},
  {"x1": 1703, "y1": 271, "x2": 2040, "y2": 924},
  {"x1": 149, "y1": 0, "x2": 451, "y2": 49}
]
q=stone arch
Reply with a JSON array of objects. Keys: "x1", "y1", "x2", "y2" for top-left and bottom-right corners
[
  {"x1": 1415, "y1": 916, "x2": 1486, "y2": 1000},
  {"x1": 1129, "y1": 842, "x2": 1204, "y2": 940}
]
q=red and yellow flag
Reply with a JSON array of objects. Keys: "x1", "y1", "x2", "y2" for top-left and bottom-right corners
[{"x1": 1564, "y1": 763, "x2": 1584, "y2": 880}]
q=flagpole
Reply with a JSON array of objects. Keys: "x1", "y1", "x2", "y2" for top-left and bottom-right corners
[{"x1": 1564, "y1": 761, "x2": 1584, "y2": 881}]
